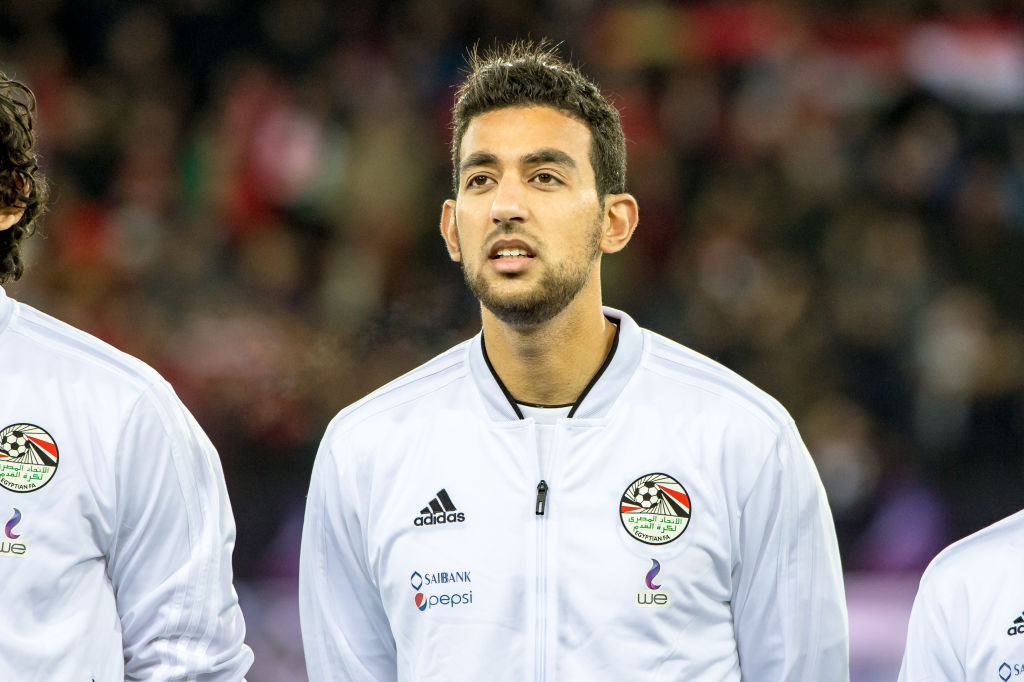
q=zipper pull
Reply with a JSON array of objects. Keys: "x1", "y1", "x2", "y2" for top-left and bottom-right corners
[{"x1": 535, "y1": 480, "x2": 548, "y2": 516}]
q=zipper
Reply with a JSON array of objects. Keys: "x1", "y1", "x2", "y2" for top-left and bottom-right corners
[
  {"x1": 535, "y1": 480, "x2": 548, "y2": 515},
  {"x1": 535, "y1": 479, "x2": 548, "y2": 681}
]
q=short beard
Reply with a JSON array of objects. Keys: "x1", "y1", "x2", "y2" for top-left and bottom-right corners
[{"x1": 460, "y1": 216, "x2": 603, "y2": 329}]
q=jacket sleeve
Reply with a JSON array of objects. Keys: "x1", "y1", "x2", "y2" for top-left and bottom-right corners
[
  {"x1": 107, "y1": 381, "x2": 253, "y2": 681},
  {"x1": 299, "y1": 434, "x2": 398, "y2": 682},
  {"x1": 897, "y1": 563, "x2": 965, "y2": 681},
  {"x1": 731, "y1": 421, "x2": 849, "y2": 680}
]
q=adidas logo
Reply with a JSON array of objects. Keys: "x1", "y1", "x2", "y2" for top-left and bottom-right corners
[
  {"x1": 413, "y1": 489, "x2": 466, "y2": 527},
  {"x1": 1008, "y1": 612, "x2": 1024, "y2": 636}
]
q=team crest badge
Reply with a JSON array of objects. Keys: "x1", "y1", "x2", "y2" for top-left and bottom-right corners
[
  {"x1": 620, "y1": 473, "x2": 690, "y2": 545},
  {"x1": 0, "y1": 424, "x2": 59, "y2": 493}
]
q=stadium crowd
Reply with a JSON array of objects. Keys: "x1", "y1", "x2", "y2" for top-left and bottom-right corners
[{"x1": 1, "y1": 0, "x2": 1021, "y2": 658}]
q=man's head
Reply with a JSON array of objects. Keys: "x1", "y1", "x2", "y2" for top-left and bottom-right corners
[
  {"x1": 442, "y1": 43, "x2": 638, "y2": 330},
  {"x1": 450, "y1": 40, "x2": 627, "y2": 202},
  {"x1": 0, "y1": 73, "x2": 48, "y2": 284}
]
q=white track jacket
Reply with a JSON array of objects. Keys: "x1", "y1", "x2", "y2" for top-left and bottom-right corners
[
  {"x1": 0, "y1": 287, "x2": 252, "y2": 681},
  {"x1": 899, "y1": 509, "x2": 1024, "y2": 681},
  {"x1": 300, "y1": 308, "x2": 848, "y2": 681}
]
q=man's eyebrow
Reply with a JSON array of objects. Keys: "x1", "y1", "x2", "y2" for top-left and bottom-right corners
[
  {"x1": 522, "y1": 149, "x2": 576, "y2": 169},
  {"x1": 459, "y1": 149, "x2": 578, "y2": 175},
  {"x1": 459, "y1": 152, "x2": 499, "y2": 174}
]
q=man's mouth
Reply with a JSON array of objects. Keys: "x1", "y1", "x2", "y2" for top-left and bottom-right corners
[
  {"x1": 492, "y1": 247, "x2": 533, "y2": 259},
  {"x1": 488, "y1": 239, "x2": 536, "y2": 260},
  {"x1": 487, "y1": 240, "x2": 536, "y2": 274}
]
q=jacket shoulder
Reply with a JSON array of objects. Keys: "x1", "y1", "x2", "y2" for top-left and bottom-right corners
[
  {"x1": 8, "y1": 300, "x2": 167, "y2": 394},
  {"x1": 323, "y1": 339, "x2": 472, "y2": 439},
  {"x1": 641, "y1": 329, "x2": 793, "y2": 433},
  {"x1": 920, "y1": 509, "x2": 1024, "y2": 587}
]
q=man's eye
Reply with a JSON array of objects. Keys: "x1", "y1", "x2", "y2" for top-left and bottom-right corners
[
  {"x1": 467, "y1": 175, "x2": 491, "y2": 187},
  {"x1": 534, "y1": 173, "x2": 557, "y2": 184}
]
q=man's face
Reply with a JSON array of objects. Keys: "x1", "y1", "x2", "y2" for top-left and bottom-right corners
[
  {"x1": 0, "y1": 206, "x2": 25, "y2": 231},
  {"x1": 442, "y1": 106, "x2": 606, "y2": 328}
]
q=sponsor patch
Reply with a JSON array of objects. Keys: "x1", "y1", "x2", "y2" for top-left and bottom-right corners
[
  {"x1": 0, "y1": 424, "x2": 59, "y2": 493},
  {"x1": 413, "y1": 489, "x2": 466, "y2": 527},
  {"x1": 1008, "y1": 611, "x2": 1024, "y2": 636},
  {"x1": 635, "y1": 558, "x2": 671, "y2": 607},
  {"x1": 620, "y1": 473, "x2": 690, "y2": 545},
  {"x1": 410, "y1": 569, "x2": 473, "y2": 611},
  {"x1": 1, "y1": 508, "x2": 29, "y2": 558}
]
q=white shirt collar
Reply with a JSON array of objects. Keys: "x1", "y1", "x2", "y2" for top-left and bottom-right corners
[{"x1": 467, "y1": 306, "x2": 645, "y2": 422}]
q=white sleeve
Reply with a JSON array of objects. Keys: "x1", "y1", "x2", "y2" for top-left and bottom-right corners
[
  {"x1": 107, "y1": 381, "x2": 253, "y2": 681},
  {"x1": 732, "y1": 421, "x2": 849, "y2": 680},
  {"x1": 897, "y1": 565, "x2": 965, "y2": 681},
  {"x1": 299, "y1": 435, "x2": 397, "y2": 682}
]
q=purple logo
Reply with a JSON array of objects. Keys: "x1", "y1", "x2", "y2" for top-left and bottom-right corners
[
  {"x1": 5, "y1": 508, "x2": 21, "y2": 539},
  {"x1": 645, "y1": 558, "x2": 661, "y2": 590}
]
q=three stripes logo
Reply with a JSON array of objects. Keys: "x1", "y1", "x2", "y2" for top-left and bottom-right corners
[
  {"x1": 1008, "y1": 611, "x2": 1024, "y2": 636},
  {"x1": 413, "y1": 489, "x2": 465, "y2": 527}
]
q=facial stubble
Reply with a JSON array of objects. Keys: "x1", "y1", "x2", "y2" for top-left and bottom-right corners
[{"x1": 457, "y1": 214, "x2": 604, "y2": 329}]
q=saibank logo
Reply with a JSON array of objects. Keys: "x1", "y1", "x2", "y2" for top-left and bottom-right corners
[
  {"x1": 410, "y1": 569, "x2": 473, "y2": 611},
  {"x1": 635, "y1": 559, "x2": 670, "y2": 607}
]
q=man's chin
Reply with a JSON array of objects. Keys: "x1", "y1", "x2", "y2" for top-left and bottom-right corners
[{"x1": 480, "y1": 295, "x2": 573, "y2": 329}]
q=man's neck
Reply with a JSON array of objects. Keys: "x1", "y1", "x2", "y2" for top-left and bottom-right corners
[{"x1": 481, "y1": 301, "x2": 617, "y2": 406}]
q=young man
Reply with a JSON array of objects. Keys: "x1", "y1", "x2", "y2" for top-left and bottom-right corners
[
  {"x1": 300, "y1": 42, "x2": 848, "y2": 681},
  {"x1": 899, "y1": 509, "x2": 1024, "y2": 681},
  {"x1": 0, "y1": 74, "x2": 252, "y2": 681}
]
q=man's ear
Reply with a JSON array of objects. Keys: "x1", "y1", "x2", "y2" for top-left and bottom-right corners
[
  {"x1": 440, "y1": 199, "x2": 462, "y2": 262},
  {"x1": 599, "y1": 193, "x2": 639, "y2": 254}
]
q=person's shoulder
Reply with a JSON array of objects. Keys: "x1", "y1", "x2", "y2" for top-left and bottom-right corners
[
  {"x1": 323, "y1": 338, "x2": 473, "y2": 438},
  {"x1": 920, "y1": 509, "x2": 1024, "y2": 590},
  {"x1": 638, "y1": 327, "x2": 792, "y2": 432},
  {"x1": 7, "y1": 298, "x2": 166, "y2": 394}
]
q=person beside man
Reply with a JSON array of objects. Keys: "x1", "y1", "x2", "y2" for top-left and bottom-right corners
[{"x1": 0, "y1": 71, "x2": 252, "y2": 681}]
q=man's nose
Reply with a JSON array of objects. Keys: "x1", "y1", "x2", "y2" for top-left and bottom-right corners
[{"x1": 490, "y1": 178, "x2": 529, "y2": 224}]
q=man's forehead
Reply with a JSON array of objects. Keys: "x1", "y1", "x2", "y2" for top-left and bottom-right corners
[{"x1": 459, "y1": 105, "x2": 593, "y2": 163}]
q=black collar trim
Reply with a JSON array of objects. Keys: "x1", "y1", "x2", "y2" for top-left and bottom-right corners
[
  {"x1": 480, "y1": 320, "x2": 621, "y2": 421},
  {"x1": 517, "y1": 400, "x2": 575, "y2": 409},
  {"x1": 567, "y1": 321, "x2": 619, "y2": 418},
  {"x1": 481, "y1": 334, "x2": 525, "y2": 419}
]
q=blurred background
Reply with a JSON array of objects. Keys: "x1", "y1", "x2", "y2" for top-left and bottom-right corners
[{"x1": 2, "y1": 1, "x2": 1022, "y2": 679}]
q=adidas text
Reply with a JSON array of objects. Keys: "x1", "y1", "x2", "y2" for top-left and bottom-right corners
[
  {"x1": 414, "y1": 512, "x2": 465, "y2": 526},
  {"x1": 1009, "y1": 625, "x2": 1023, "y2": 636}
]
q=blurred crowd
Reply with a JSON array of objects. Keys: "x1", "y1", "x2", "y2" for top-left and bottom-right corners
[{"x1": 1, "y1": 0, "x2": 1022, "y2": 583}]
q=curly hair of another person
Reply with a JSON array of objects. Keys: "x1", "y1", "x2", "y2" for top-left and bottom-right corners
[{"x1": 0, "y1": 72, "x2": 49, "y2": 283}]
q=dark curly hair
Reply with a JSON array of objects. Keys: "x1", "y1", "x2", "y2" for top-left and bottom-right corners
[
  {"x1": 0, "y1": 72, "x2": 49, "y2": 283},
  {"x1": 450, "y1": 40, "x2": 626, "y2": 200}
]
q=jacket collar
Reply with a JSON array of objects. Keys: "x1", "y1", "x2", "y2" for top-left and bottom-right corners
[
  {"x1": 467, "y1": 307, "x2": 645, "y2": 421},
  {"x1": 0, "y1": 286, "x2": 13, "y2": 339}
]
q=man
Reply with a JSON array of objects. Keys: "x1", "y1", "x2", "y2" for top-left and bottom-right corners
[
  {"x1": 0, "y1": 73, "x2": 252, "y2": 680},
  {"x1": 899, "y1": 510, "x2": 1024, "y2": 681},
  {"x1": 300, "y1": 42, "x2": 848, "y2": 681}
]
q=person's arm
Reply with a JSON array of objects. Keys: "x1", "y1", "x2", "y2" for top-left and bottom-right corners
[
  {"x1": 106, "y1": 381, "x2": 252, "y2": 681},
  {"x1": 898, "y1": 565, "x2": 964, "y2": 681},
  {"x1": 731, "y1": 421, "x2": 849, "y2": 680},
  {"x1": 299, "y1": 434, "x2": 397, "y2": 682}
]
